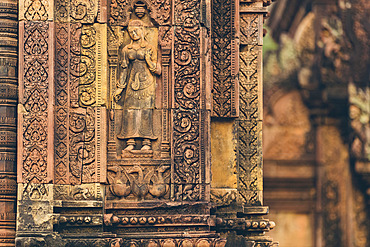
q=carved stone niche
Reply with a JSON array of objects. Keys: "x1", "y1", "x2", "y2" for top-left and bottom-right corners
[
  {"x1": 106, "y1": 0, "x2": 172, "y2": 206},
  {"x1": 107, "y1": 0, "x2": 170, "y2": 160}
]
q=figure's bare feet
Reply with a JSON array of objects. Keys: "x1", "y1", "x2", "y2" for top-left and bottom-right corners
[
  {"x1": 141, "y1": 145, "x2": 151, "y2": 151},
  {"x1": 124, "y1": 145, "x2": 135, "y2": 151},
  {"x1": 124, "y1": 139, "x2": 135, "y2": 151}
]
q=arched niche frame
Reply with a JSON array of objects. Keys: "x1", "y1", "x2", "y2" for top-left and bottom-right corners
[{"x1": 108, "y1": 0, "x2": 171, "y2": 27}]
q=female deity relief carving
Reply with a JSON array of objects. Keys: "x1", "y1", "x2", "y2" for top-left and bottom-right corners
[{"x1": 114, "y1": 20, "x2": 160, "y2": 152}]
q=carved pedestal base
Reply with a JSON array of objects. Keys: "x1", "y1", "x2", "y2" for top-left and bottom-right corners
[{"x1": 121, "y1": 150, "x2": 154, "y2": 159}]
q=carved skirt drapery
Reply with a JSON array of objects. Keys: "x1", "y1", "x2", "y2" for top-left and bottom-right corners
[{"x1": 117, "y1": 46, "x2": 156, "y2": 140}]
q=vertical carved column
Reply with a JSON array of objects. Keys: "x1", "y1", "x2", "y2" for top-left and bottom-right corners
[
  {"x1": 172, "y1": 0, "x2": 211, "y2": 202},
  {"x1": 213, "y1": 0, "x2": 277, "y2": 245},
  {"x1": 18, "y1": 12, "x2": 55, "y2": 185},
  {"x1": 159, "y1": 26, "x2": 172, "y2": 159},
  {"x1": 16, "y1": 0, "x2": 55, "y2": 242},
  {"x1": 211, "y1": 0, "x2": 239, "y2": 117},
  {"x1": 0, "y1": 1, "x2": 17, "y2": 245},
  {"x1": 237, "y1": 3, "x2": 264, "y2": 207}
]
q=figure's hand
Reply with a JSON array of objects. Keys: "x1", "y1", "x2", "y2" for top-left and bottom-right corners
[
  {"x1": 144, "y1": 49, "x2": 152, "y2": 63},
  {"x1": 113, "y1": 88, "x2": 123, "y2": 102}
]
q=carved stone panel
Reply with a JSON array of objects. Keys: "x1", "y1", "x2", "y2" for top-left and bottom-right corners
[
  {"x1": 55, "y1": 0, "x2": 100, "y2": 23},
  {"x1": 19, "y1": 0, "x2": 54, "y2": 21},
  {"x1": 54, "y1": 23, "x2": 107, "y2": 184},
  {"x1": 211, "y1": 0, "x2": 239, "y2": 117},
  {"x1": 18, "y1": 21, "x2": 54, "y2": 184},
  {"x1": 237, "y1": 9, "x2": 264, "y2": 206}
]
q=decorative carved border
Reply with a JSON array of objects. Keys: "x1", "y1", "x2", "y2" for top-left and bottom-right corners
[
  {"x1": 237, "y1": 12, "x2": 264, "y2": 206},
  {"x1": 211, "y1": 0, "x2": 239, "y2": 117},
  {"x1": 18, "y1": 21, "x2": 54, "y2": 184}
]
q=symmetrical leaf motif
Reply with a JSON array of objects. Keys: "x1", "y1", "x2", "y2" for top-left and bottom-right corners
[
  {"x1": 212, "y1": 0, "x2": 238, "y2": 117},
  {"x1": 22, "y1": 22, "x2": 49, "y2": 183},
  {"x1": 238, "y1": 15, "x2": 263, "y2": 206}
]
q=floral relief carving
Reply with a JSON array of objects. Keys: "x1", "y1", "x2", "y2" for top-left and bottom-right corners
[
  {"x1": 23, "y1": 0, "x2": 49, "y2": 21},
  {"x1": 238, "y1": 13, "x2": 263, "y2": 206},
  {"x1": 171, "y1": 0, "x2": 205, "y2": 201},
  {"x1": 21, "y1": 22, "x2": 50, "y2": 183},
  {"x1": 55, "y1": 23, "x2": 69, "y2": 184},
  {"x1": 212, "y1": 0, "x2": 238, "y2": 117}
]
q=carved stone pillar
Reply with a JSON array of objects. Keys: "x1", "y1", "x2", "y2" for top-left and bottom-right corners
[
  {"x1": 236, "y1": 1, "x2": 276, "y2": 244},
  {"x1": 0, "y1": 1, "x2": 17, "y2": 246},
  {"x1": 211, "y1": 0, "x2": 277, "y2": 246}
]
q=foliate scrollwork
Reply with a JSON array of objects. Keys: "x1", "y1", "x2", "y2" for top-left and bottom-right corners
[
  {"x1": 69, "y1": 107, "x2": 96, "y2": 184},
  {"x1": 70, "y1": 0, "x2": 97, "y2": 23},
  {"x1": 172, "y1": 0, "x2": 204, "y2": 202},
  {"x1": 79, "y1": 25, "x2": 96, "y2": 107},
  {"x1": 173, "y1": 111, "x2": 200, "y2": 184},
  {"x1": 212, "y1": 0, "x2": 238, "y2": 117},
  {"x1": 70, "y1": 23, "x2": 82, "y2": 107},
  {"x1": 238, "y1": 13, "x2": 263, "y2": 206},
  {"x1": 21, "y1": 22, "x2": 50, "y2": 183},
  {"x1": 107, "y1": 165, "x2": 170, "y2": 200},
  {"x1": 240, "y1": 14, "x2": 259, "y2": 45},
  {"x1": 55, "y1": 0, "x2": 98, "y2": 23},
  {"x1": 174, "y1": 0, "x2": 200, "y2": 25},
  {"x1": 174, "y1": 26, "x2": 200, "y2": 109}
]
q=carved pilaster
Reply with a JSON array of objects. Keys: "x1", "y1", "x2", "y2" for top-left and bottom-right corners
[
  {"x1": 211, "y1": 0, "x2": 277, "y2": 245},
  {"x1": 0, "y1": 0, "x2": 17, "y2": 245},
  {"x1": 211, "y1": 0, "x2": 239, "y2": 117},
  {"x1": 54, "y1": 20, "x2": 108, "y2": 184},
  {"x1": 159, "y1": 26, "x2": 171, "y2": 158},
  {"x1": 18, "y1": 21, "x2": 54, "y2": 184},
  {"x1": 237, "y1": 6, "x2": 264, "y2": 207}
]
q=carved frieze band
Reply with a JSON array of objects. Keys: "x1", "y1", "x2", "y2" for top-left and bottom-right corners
[
  {"x1": 18, "y1": 21, "x2": 54, "y2": 184},
  {"x1": 211, "y1": 0, "x2": 239, "y2": 117},
  {"x1": 237, "y1": 12, "x2": 264, "y2": 206},
  {"x1": 55, "y1": 22, "x2": 70, "y2": 184}
]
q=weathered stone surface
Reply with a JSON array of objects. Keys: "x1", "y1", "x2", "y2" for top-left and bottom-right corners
[
  {"x1": 0, "y1": 0, "x2": 17, "y2": 245},
  {"x1": 211, "y1": 120, "x2": 237, "y2": 189},
  {"x1": 12, "y1": 0, "x2": 277, "y2": 246}
]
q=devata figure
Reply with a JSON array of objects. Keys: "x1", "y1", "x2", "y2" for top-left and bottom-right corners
[{"x1": 114, "y1": 20, "x2": 160, "y2": 151}]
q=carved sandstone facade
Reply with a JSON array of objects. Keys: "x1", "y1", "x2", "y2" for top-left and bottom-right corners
[{"x1": 1, "y1": 0, "x2": 277, "y2": 246}]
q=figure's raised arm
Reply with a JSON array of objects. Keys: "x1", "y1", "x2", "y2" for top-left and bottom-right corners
[
  {"x1": 114, "y1": 48, "x2": 129, "y2": 102},
  {"x1": 145, "y1": 46, "x2": 161, "y2": 75}
]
